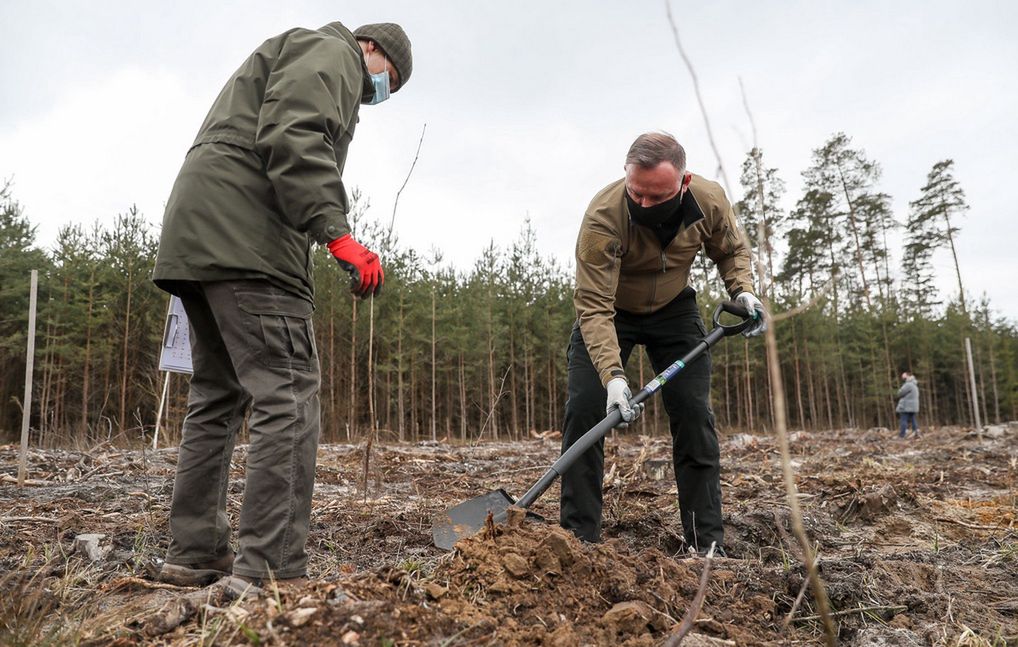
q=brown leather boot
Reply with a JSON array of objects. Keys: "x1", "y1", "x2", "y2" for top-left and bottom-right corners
[
  {"x1": 220, "y1": 574, "x2": 308, "y2": 599},
  {"x1": 219, "y1": 574, "x2": 264, "y2": 600},
  {"x1": 266, "y1": 577, "x2": 309, "y2": 593},
  {"x1": 156, "y1": 552, "x2": 235, "y2": 586}
]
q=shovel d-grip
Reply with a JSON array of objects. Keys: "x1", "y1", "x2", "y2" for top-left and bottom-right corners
[{"x1": 431, "y1": 301, "x2": 754, "y2": 551}]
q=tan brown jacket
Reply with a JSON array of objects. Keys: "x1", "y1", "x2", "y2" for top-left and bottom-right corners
[{"x1": 574, "y1": 173, "x2": 754, "y2": 386}]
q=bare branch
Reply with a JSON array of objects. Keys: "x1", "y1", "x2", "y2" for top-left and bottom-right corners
[
  {"x1": 792, "y1": 604, "x2": 907, "y2": 623},
  {"x1": 758, "y1": 216, "x2": 837, "y2": 644},
  {"x1": 478, "y1": 365, "x2": 513, "y2": 442},
  {"x1": 389, "y1": 123, "x2": 427, "y2": 234},
  {"x1": 665, "y1": 4, "x2": 838, "y2": 641},
  {"x1": 661, "y1": 542, "x2": 716, "y2": 647},
  {"x1": 0, "y1": 516, "x2": 58, "y2": 523},
  {"x1": 664, "y1": 2, "x2": 734, "y2": 197},
  {"x1": 361, "y1": 427, "x2": 374, "y2": 502},
  {"x1": 783, "y1": 545, "x2": 820, "y2": 628},
  {"x1": 770, "y1": 277, "x2": 835, "y2": 323},
  {"x1": 738, "y1": 77, "x2": 758, "y2": 150}
]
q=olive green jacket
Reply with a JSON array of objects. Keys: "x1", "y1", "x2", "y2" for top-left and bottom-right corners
[
  {"x1": 574, "y1": 174, "x2": 755, "y2": 386},
  {"x1": 153, "y1": 21, "x2": 372, "y2": 302}
]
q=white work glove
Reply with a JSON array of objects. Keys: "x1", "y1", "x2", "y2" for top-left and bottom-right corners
[
  {"x1": 735, "y1": 292, "x2": 767, "y2": 337},
  {"x1": 606, "y1": 377, "x2": 643, "y2": 429}
]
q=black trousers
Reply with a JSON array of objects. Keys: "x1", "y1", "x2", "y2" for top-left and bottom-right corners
[{"x1": 560, "y1": 294, "x2": 723, "y2": 550}]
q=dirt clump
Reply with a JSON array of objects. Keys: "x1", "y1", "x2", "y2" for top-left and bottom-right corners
[{"x1": 426, "y1": 520, "x2": 696, "y2": 644}]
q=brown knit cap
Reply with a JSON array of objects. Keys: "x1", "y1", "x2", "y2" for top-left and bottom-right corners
[{"x1": 354, "y1": 22, "x2": 412, "y2": 91}]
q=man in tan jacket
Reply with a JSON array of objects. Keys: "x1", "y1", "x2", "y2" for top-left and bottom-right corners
[{"x1": 561, "y1": 132, "x2": 765, "y2": 553}]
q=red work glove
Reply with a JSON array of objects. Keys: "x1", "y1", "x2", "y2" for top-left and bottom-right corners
[{"x1": 327, "y1": 234, "x2": 384, "y2": 298}]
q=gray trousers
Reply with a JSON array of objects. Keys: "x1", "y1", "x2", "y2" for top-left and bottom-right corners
[{"x1": 165, "y1": 279, "x2": 320, "y2": 579}]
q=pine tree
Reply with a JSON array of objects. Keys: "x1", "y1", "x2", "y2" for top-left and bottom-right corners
[
  {"x1": 736, "y1": 147, "x2": 786, "y2": 290},
  {"x1": 909, "y1": 159, "x2": 969, "y2": 314},
  {"x1": 781, "y1": 189, "x2": 839, "y2": 305},
  {"x1": 0, "y1": 181, "x2": 50, "y2": 438},
  {"x1": 101, "y1": 206, "x2": 161, "y2": 436},
  {"x1": 801, "y1": 133, "x2": 883, "y2": 310},
  {"x1": 902, "y1": 191, "x2": 942, "y2": 321},
  {"x1": 854, "y1": 192, "x2": 897, "y2": 304}
]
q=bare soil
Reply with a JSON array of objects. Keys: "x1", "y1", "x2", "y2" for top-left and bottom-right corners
[{"x1": 2, "y1": 424, "x2": 1017, "y2": 646}]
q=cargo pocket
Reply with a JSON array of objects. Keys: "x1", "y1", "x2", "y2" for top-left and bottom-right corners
[
  {"x1": 235, "y1": 288, "x2": 316, "y2": 370},
  {"x1": 694, "y1": 316, "x2": 709, "y2": 338},
  {"x1": 693, "y1": 315, "x2": 713, "y2": 374}
]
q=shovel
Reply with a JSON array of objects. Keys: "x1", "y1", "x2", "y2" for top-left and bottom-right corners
[{"x1": 431, "y1": 300, "x2": 756, "y2": 550}]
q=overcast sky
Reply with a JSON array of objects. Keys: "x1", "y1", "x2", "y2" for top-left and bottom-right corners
[{"x1": 2, "y1": 1, "x2": 1016, "y2": 321}]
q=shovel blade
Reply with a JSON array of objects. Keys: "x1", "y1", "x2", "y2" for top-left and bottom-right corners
[{"x1": 431, "y1": 488, "x2": 516, "y2": 551}]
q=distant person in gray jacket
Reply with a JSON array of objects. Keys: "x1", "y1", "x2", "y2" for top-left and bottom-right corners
[{"x1": 895, "y1": 371, "x2": 920, "y2": 438}]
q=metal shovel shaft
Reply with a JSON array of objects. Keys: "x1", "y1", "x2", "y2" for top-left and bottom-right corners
[{"x1": 515, "y1": 326, "x2": 724, "y2": 509}]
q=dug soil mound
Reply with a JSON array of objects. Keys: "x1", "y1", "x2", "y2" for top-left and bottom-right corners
[
  {"x1": 190, "y1": 516, "x2": 775, "y2": 646},
  {"x1": 2, "y1": 425, "x2": 1016, "y2": 645}
]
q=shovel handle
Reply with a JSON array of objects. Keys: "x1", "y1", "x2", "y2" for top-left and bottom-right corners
[
  {"x1": 516, "y1": 408, "x2": 624, "y2": 508},
  {"x1": 713, "y1": 300, "x2": 754, "y2": 336},
  {"x1": 515, "y1": 301, "x2": 754, "y2": 510}
]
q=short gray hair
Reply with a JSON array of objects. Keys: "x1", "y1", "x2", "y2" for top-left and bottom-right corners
[{"x1": 625, "y1": 132, "x2": 686, "y2": 171}]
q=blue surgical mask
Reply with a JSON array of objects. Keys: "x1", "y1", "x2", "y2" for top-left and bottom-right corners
[{"x1": 365, "y1": 65, "x2": 391, "y2": 105}]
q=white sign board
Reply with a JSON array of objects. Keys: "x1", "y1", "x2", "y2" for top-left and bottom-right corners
[{"x1": 158, "y1": 296, "x2": 193, "y2": 374}]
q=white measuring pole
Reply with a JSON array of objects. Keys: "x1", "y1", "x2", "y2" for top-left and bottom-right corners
[
  {"x1": 965, "y1": 337, "x2": 982, "y2": 437},
  {"x1": 152, "y1": 371, "x2": 171, "y2": 450},
  {"x1": 17, "y1": 270, "x2": 39, "y2": 487}
]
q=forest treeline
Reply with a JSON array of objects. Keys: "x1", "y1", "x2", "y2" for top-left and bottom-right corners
[{"x1": 2, "y1": 132, "x2": 1016, "y2": 448}]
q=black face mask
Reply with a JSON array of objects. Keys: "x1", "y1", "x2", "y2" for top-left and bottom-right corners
[{"x1": 626, "y1": 190, "x2": 683, "y2": 227}]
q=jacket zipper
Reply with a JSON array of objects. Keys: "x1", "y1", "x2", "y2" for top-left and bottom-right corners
[{"x1": 649, "y1": 246, "x2": 668, "y2": 310}]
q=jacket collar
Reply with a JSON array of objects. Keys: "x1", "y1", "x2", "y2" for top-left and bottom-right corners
[
  {"x1": 676, "y1": 187, "x2": 705, "y2": 229},
  {"x1": 319, "y1": 21, "x2": 374, "y2": 98}
]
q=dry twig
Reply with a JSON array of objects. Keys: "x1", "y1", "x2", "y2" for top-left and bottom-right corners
[
  {"x1": 389, "y1": 122, "x2": 427, "y2": 233},
  {"x1": 0, "y1": 516, "x2": 58, "y2": 524},
  {"x1": 760, "y1": 210, "x2": 837, "y2": 646},
  {"x1": 792, "y1": 604, "x2": 907, "y2": 623},
  {"x1": 102, "y1": 576, "x2": 190, "y2": 593},
  {"x1": 663, "y1": 2, "x2": 837, "y2": 643},
  {"x1": 478, "y1": 365, "x2": 513, "y2": 442},
  {"x1": 664, "y1": 2, "x2": 733, "y2": 193},
  {"x1": 934, "y1": 516, "x2": 1011, "y2": 531},
  {"x1": 361, "y1": 432, "x2": 374, "y2": 502},
  {"x1": 784, "y1": 546, "x2": 820, "y2": 628},
  {"x1": 661, "y1": 543, "x2": 716, "y2": 647},
  {"x1": 1, "y1": 474, "x2": 50, "y2": 487}
]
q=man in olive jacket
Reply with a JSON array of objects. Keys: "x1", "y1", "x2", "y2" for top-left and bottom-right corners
[
  {"x1": 561, "y1": 132, "x2": 765, "y2": 554},
  {"x1": 153, "y1": 21, "x2": 412, "y2": 589}
]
